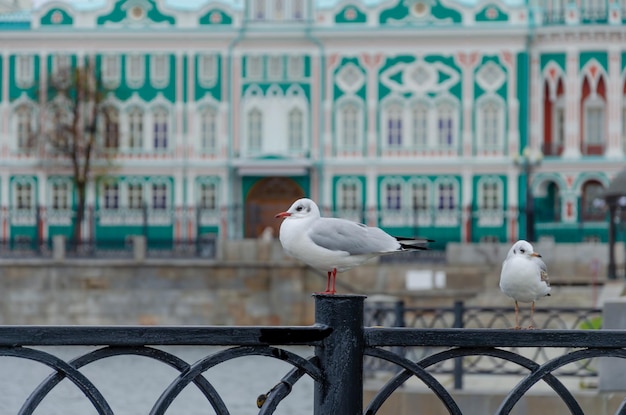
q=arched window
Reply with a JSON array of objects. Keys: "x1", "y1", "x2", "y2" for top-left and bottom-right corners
[
  {"x1": 409, "y1": 178, "x2": 431, "y2": 226},
  {"x1": 152, "y1": 107, "x2": 168, "y2": 150},
  {"x1": 581, "y1": 180, "x2": 605, "y2": 221},
  {"x1": 15, "y1": 104, "x2": 34, "y2": 151},
  {"x1": 335, "y1": 177, "x2": 363, "y2": 222},
  {"x1": 581, "y1": 76, "x2": 606, "y2": 155},
  {"x1": 411, "y1": 101, "x2": 429, "y2": 149},
  {"x1": 200, "y1": 107, "x2": 218, "y2": 152},
  {"x1": 435, "y1": 178, "x2": 459, "y2": 225},
  {"x1": 288, "y1": 107, "x2": 303, "y2": 151},
  {"x1": 248, "y1": 108, "x2": 263, "y2": 152},
  {"x1": 336, "y1": 100, "x2": 363, "y2": 153},
  {"x1": 128, "y1": 107, "x2": 144, "y2": 150},
  {"x1": 436, "y1": 101, "x2": 456, "y2": 149},
  {"x1": 103, "y1": 106, "x2": 119, "y2": 149},
  {"x1": 380, "y1": 178, "x2": 405, "y2": 226},
  {"x1": 15, "y1": 181, "x2": 33, "y2": 210},
  {"x1": 476, "y1": 97, "x2": 504, "y2": 153},
  {"x1": 385, "y1": 102, "x2": 403, "y2": 148}
]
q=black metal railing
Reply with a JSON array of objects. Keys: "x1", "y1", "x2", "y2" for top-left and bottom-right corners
[
  {"x1": 364, "y1": 300, "x2": 603, "y2": 388},
  {"x1": 0, "y1": 295, "x2": 624, "y2": 414},
  {"x1": 0, "y1": 236, "x2": 219, "y2": 260}
]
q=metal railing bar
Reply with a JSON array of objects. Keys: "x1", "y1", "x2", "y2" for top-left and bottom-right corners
[
  {"x1": 364, "y1": 347, "x2": 462, "y2": 415},
  {"x1": 0, "y1": 324, "x2": 332, "y2": 347},
  {"x1": 0, "y1": 347, "x2": 114, "y2": 415},
  {"x1": 497, "y1": 348, "x2": 626, "y2": 415},
  {"x1": 150, "y1": 346, "x2": 323, "y2": 415},
  {"x1": 257, "y1": 356, "x2": 318, "y2": 415},
  {"x1": 365, "y1": 347, "x2": 584, "y2": 415},
  {"x1": 19, "y1": 346, "x2": 227, "y2": 415},
  {"x1": 365, "y1": 328, "x2": 626, "y2": 348}
]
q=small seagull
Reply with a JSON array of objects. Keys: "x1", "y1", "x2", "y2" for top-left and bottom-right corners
[
  {"x1": 275, "y1": 198, "x2": 432, "y2": 294},
  {"x1": 499, "y1": 240, "x2": 551, "y2": 329}
]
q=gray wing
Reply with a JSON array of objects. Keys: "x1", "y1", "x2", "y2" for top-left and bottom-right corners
[
  {"x1": 308, "y1": 217, "x2": 399, "y2": 255},
  {"x1": 534, "y1": 257, "x2": 550, "y2": 285}
]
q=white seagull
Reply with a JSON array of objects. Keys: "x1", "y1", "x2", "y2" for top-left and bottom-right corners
[
  {"x1": 275, "y1": 198, "x2": 432, "y2": 294},
  {"x1": 499, "y1": 240, "x2": 551, "y2": 329}
]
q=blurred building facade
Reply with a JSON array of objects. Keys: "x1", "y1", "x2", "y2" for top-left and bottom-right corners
[{"x1": 0, "y1": 0, "x2": 623, "y2": 247}]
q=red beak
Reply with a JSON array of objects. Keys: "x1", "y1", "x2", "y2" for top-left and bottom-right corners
[{"x1": 275, "y1": 212, "x2": 291, "y2": 219}]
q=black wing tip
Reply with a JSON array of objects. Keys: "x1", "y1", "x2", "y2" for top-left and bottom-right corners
[
  {"x1": 399, "y1": 244, "x2": 430, "y2": 251},
  {"x1": 395, "y1": 236, "x2": 435, "y2": 243}
]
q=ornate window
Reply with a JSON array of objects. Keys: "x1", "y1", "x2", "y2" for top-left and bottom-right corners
[
  {"x1": 385, "y1": 102, "x2": 403, "y2": 148},
  {"x1": 288, "y1": 107, "x2": 303, "y2": 151},
  {"x1": 103, "y1": 182, "x2": 119, "y2": 210},
  {"x1": 409, "y1": 179, "x2": 431, "y2": 226},
  {"x1": 336, "y1": 100, "x2": 363, "y2": 153},
  {"x1": 51, "y1": 54, "x2": 71, "y2": 85},
  {"x1": 335, "y1": 177, "x2": 362, "y2": 222},
  {"x1": 102, "y1": 55, "x2": 120, "y2": 87},
  {"x1": 15, "y1": 182, "x2": 33, "y2": 210},
  {"x1": 153, "y1": 107, "x2": 168, "y2": 150},
  {"x1": 252, "y1": 0, "x2": 266, "y2": 20},
  {"x1": 411, "y1": 101, "x2": 429, "y2": 149},
  {"x1": 476, "y1": 97, "x2": 504, "y2": 153},
  {"x1": 293, "y1": 0, "x2": 304, "y2": 19},
  {"x1": 200, "y1": 107, "x2": 218, "y2": 153},
  {"x1": 553, "y1": 97, "x2": 565, "y2": 154},
  {"x1": 126, "y1": 54, "x2": 144, "y2": 88},
  {"x1": 151, "y1": 183, "x2": 168, "y2": 210},
  {"x1": 288, "y1": 56, "x2": 303, "y2": 78},
  {"x1": 15, "y1": 104, "x2": 33, "y2": 151},
  {"x1": 199, "y1": 181, "x2": 218, "y2": 210},
  {"x1": 150, "y1": 54, "x2": 169, "y2": 88},
  {"x1": 128, "y1": 182, "x2": 143, "y2": 209},
  {"x1": 582, "y1": 92, "x2": 605, "y2": 155},
  {"x1": 581, "y1": 180, "x2": 605, "y2": 221},
  {"x1": 51, "y1": 181, "x2": 71, "y2": 210},
  {"x1": 15, "y1": 55, "x2": 34, "y2": 88},
  {"x1": 246, "y1": 56, "x2": 262, "y2": 79},
  {"x1": 103, "y1": 106, "x2": 119, "y2": 149},
  {"x1": 198, "y1": 54, "x2": 217, "y2": 87},
  {"x1": 437, "y1": 103, "x2": 456, "y2": 149},
  {"x1": 435, "y1": 178, "x2": 458, "y2": 225},
  {"x1": 381, "y1": 178, "x2": 404, "y2": 226},
  {"x1": 248, "y1": 108, "x2": 263, "y2": 152},
  {"x1": 268, "y1": 56, "x2": 282, "y2": 79},
  {"x1": 274, "y1": 0, "x2": 283, "y2": 19},
  {"x1": 128, "y1": 107, "x2": 144, "y2": 150},
  {"x1": 385, "y1": 180, "x2": 403, "y2": 211}
]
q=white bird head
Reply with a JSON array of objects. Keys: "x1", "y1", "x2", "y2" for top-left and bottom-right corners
[
  {"x1": 507, "y1": 240, "x2": 541, "y2": 260},
  {"x1": 275, "y1": 198, "x2": 321, "y2": 220}
]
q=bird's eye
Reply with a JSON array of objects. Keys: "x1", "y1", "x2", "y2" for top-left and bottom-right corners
[
  {"x1": 296, "y1": 205, "x2": 303, "y2": 212},
  {"x1": 520, "y1": 248, "x2": 526, "y2": 253}
]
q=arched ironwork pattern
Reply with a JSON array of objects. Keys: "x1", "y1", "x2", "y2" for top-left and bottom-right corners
[{"x1": 0, "y1": 296, "x2": 625, "y2": 414}]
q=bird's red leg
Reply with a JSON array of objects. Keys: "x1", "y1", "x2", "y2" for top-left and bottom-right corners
[
  {"x1": 528, "y1": 302, "x2": 536, "y2": 329},
  {"x1": 514, "y1": 301, "x2": 521, "y2": 330},
  {"x1": 326, "y1": 271, "x2": 332, "y2": 293},
  {"x1": 330, "y1": 268, "x2": 337, "y2": 295}
]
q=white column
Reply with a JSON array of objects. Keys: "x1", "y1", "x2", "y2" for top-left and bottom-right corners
[
  {"x1": 529, "y1": 52, "x2": 541, "y2": 153},
  {"x1": 562, "y1": 50, "x2": 581, "y2": 158},
  {"x1": 606, "y1": 47, "x2": 623, "y2": 158}
]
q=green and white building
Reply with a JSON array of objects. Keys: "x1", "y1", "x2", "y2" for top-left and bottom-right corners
[{"x1": 0, "y1": 0, "x2": 624, "y2": 248}]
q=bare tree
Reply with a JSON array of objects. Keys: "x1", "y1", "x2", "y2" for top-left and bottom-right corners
[{"x1": 40, "y1": 57, "x2": 117, "y2": 244}]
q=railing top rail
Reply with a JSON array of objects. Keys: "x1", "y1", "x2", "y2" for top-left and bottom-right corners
[
  {"x1": 0, "y1": 324, "x2": 331, "y2": 347},
  {"x1": 365, "y1": 327, "x2": 626, "y2": 348}
]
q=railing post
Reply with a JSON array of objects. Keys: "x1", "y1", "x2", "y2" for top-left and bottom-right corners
[
  {"x1": 394, "y1": 299, "x2": 406, "y2": 327},
  {"x1": 314, "y1": 294, "x2": 365, "y2": 415},
  {"x1": 453, "y1": 300, "x2": 464, "y2": 390}
]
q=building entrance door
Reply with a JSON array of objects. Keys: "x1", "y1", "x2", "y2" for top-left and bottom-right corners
[{"x1": 245, "y1": 177, "x2": 305, "y2": 238}]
